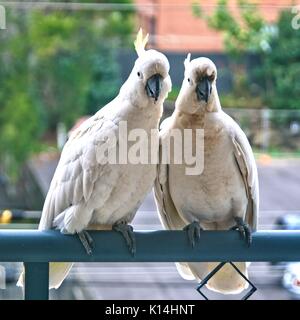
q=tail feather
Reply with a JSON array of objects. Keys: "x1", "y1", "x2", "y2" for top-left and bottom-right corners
[
  {"x1": 175, "y1": 263, "x2": 196, "y2": 281},
  {"x1": 187, "y1": 262, "x2": 249, "y2": 295},
  {"x1": 17, "y1": 262, "x2": 73, "y2": 290}
]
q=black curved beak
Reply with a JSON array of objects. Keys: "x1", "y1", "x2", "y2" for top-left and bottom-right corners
[
  {"x1": 146, "y1": 73, "x2": 163, "y2": 101},
  {"x1": 196, "y1": 77, "x2": 211, "y2": 103}
]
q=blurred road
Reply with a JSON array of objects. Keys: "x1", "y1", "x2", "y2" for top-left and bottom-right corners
[
  {"x1": 1, "y1": 159, "x2": 300, "y2": 300},
  {"x1": 259, "y1": 159, "x2": 300, "y2": 212}
]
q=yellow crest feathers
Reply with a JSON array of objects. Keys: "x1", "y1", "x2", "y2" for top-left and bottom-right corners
[
  {"x1": 134, "y1": 28, "x2": 149, "y2": 57},
  {"x1": 184, "y1": 53, "x2": 191, "y2": 69}
]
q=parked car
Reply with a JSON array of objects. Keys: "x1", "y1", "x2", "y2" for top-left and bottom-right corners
[
  {"x1": 0, "y1": 262, "x2": 20, "y2": 287},
  {"x1": 282, "y1": 262, "x2": 300, "y2": 298},
  {"x1": 276, "y1": 213, "x2": 300, "y2": 299}
]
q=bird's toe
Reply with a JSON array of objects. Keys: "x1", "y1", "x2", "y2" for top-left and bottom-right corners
[
  {"x1": 231, "y1": 218, "x2": 252, "y2": 247},
  {"x1": 113, "y1": 222, "x2": 136, "y2": 256},
  {"x1": 184, "y1": 221, "x2": 201, "y2": 248},
  {"x1": 77, "y1": 231, "x2": 93, "y2": 255}
]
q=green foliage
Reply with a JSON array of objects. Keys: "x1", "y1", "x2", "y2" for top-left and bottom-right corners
[
  {"x1": 166, "y1": 86, "x2": 181, "y2": 102},
  {"x1": 28, "y1": 11, "x2": 93, "y2": 129},
  {"x1": 193, "y1": 0, "x2": 270, "y2": 56},
  {"x1": 220, "y1": 67, "x2": 264, "y2": 108},
  {"x1": 192, "y1": 0, "x2": 270, "y2": 110},
  {"x1": 193, "y1": 0, "x2": 300, "y2": 111},
  {"x1": 0, "y1": 93, "x2": 41, "y2": 180},
  {"x1": 0, "y1": 11, "x2": 43, "y2": 179},
  {"x1": 262, "y1": 11, "x2": 300, "y2": 109},
  {"x1": 220, "y1": 92, "x2": 264, "y2": 109},
  {"x1": 86, "y1": 45, "x2": 121, "y2": 114},
  {"x1": 0, "y1": 2, "x2": 134, "y2": 178}
]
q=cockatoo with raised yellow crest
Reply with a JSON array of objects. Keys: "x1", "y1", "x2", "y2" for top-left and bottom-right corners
[
  {"x1": 17, "y1": 29, "x2": 171, "y2": 289},
  {"x1": 154, "y1": 54, "x2": 259, "y2": 294}
]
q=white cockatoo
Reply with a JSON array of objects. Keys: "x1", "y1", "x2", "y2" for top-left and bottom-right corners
[
  {"x1": 18, "y1": 29, "x2": 171, "y2": 289},
  {"x1": 154, "y1": 55, "x2": 259, "y2": 294}
]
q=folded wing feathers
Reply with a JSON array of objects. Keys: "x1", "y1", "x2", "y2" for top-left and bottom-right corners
[
  {"x1": 231, "y1": 128, "x2": 259, "y2": 230},
  {"x1": 40, "y1": 115, "x2": 118, "y2": 231}
]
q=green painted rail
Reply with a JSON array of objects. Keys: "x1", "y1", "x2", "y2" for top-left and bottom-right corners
[{"x1": 0, "y1": 230, "x2": 300, "y2": 300}]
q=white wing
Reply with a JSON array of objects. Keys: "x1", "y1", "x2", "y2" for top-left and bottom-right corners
[
  {"x1": 227, "y1": 113, "x2": 259, "y2": 231},
  {"x1": 39, "y1": 110, "x2": 118, "y2": 232}
]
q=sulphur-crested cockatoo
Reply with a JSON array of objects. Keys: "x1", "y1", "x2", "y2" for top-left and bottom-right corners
[
  {"x1": 154, "y1": 55, "x2": 258, "y2": 294},
  {"x1": 18, "y1": 29, "x2": 171, "y2": 289}
]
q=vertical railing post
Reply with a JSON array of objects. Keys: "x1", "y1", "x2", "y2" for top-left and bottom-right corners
[{"x1": 24, "y1": 262, "x2": 49, "y2": 300}]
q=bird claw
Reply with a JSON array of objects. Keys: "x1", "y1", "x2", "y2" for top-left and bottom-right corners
[
  {"x1": 231, "y1": 217, "x2": 252, "y2": 247},
  {"x1": 77, "y1": 230, "x2": 94, "y2": 255},
  {"x1": 184, "y1": 221, "x2": 201, "y2": 248},
  {"x1": 113, "y1": 221, "x2": 136, "y2": 256}
]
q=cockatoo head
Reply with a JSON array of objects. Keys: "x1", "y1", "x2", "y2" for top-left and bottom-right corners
[
  {"x1": 121, "y1": 29, "x2": 171, "y2": 107},
  {"x1": 176, "y1": 55, "x2": 218, "y2": 114}
]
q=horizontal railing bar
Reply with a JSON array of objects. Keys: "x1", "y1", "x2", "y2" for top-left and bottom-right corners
[{"x1": 0, "y1": 230, "x2": 299, "y2": 262}]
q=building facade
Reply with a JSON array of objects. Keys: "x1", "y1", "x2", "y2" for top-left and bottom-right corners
[{"x1": 136, "y1": 0, "x2": 297, "y2": 52}]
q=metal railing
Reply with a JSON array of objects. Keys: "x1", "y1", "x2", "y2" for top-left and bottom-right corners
[{"x1": 0, "y1": 229, "x2": 300, "y2": 300}]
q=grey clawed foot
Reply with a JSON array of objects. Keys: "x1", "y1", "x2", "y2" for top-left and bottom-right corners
[
  {"x1": 113, "y1": 221, "x2": 136, "y2": 256},
  {"x1": 184, "y1": 221, "x2": 201, "y2": 248},
  {"x1": 77, "y1": 230, "x2": 94, "y2": 255},
  {"x1": 231, "y1": 217, "x2": 252, "y2": 247}
]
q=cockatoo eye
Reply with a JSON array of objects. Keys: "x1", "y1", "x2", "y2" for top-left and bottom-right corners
[
  {"x1": 187, "y1": 78, "x2": 191, "y2": 83},
  {"x1": 208, "y1": 74, "x2": 215, "y2": 82},
  {"x1": 137, "y1": 72, "x2": 141, "y2": 77}
]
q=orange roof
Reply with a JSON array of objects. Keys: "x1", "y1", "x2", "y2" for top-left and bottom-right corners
[{"x1": 135, "y1": 0, "x2": 298, "y2": 52}]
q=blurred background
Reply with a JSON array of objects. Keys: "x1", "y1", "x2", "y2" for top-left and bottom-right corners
[{"x1": 0, "y1": 0, "x2": 300, "y2": 300}]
